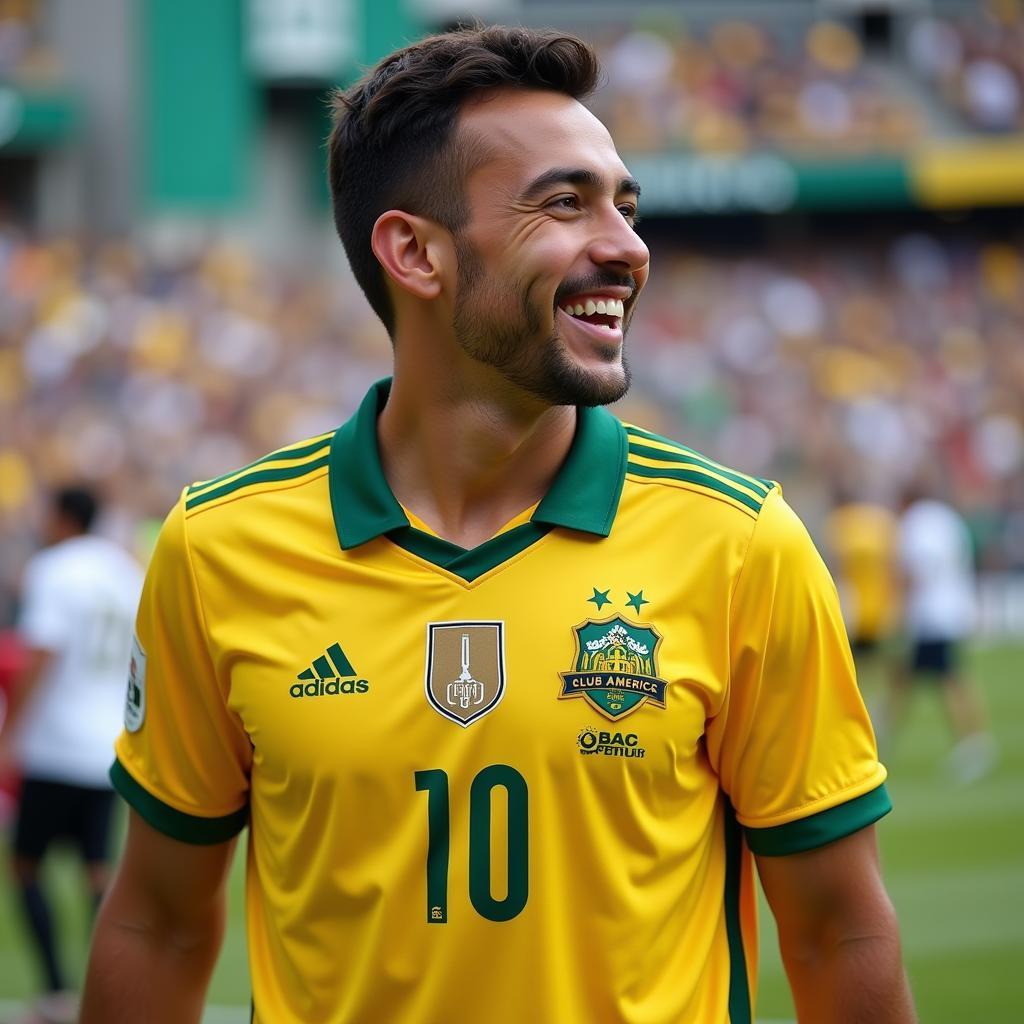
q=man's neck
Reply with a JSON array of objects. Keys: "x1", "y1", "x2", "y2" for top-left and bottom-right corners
[{"x1": 377, "y1": 372, "x2": 577, "y2": 550}]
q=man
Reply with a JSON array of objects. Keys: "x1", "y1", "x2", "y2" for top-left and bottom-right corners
[
  {"x1": 82, "y1": 26, "x2": 915, "y2": 1023},
  {"x1": 880, "y1": 489, "x2": 996, "y2": 783},
  {"x1": 1, "y1": 487, "x2": 142, "y2": 1024}
]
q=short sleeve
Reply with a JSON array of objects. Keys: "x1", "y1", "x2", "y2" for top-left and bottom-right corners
[
  {"x1": 706, "y1": 488, "x2": 890, "y2": 856},
  {"x1": 18, "y1": 557, "x2": 73, "y2": 652},
  {"x1": 112, "y1": 492, "x2": 252, "y2": 844}
]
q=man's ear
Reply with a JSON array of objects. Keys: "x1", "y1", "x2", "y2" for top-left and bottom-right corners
[{"x1": 371, "y1": 211, "x2": 445, "y2": 302}]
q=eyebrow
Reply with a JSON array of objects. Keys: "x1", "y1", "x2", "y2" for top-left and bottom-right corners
[{"x1": 516, "y1": 167, "x2": 641, "y2": 204}]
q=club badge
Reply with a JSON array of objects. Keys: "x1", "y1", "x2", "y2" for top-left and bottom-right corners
[{"x1": 559, "y1": 615, "x2": 667, "y2": 721}]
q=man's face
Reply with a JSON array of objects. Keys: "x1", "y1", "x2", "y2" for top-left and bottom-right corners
[{"x1": 449, "y1": 89, "x2": 649, "y2": 407}]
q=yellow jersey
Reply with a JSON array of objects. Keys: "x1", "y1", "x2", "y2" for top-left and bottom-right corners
[{"x1": 113, "y1": 379, "x2": 889, "y2": 1024}]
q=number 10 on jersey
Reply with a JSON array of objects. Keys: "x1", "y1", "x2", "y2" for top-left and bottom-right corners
[{"x1": 415, "y1": 765, "x2": 529, "y2": 924}]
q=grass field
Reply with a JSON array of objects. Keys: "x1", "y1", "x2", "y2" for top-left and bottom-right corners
[{"x1": 0, "y1": 643, "x2": 1021, "y2": 1022}]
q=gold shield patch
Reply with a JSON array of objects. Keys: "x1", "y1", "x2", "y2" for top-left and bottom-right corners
[{"x1": 425, "y1": 621, "x2": 506, "y2": 727}]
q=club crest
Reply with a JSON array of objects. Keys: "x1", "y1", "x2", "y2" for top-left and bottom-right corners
[
  {"x1": 559, "y1": 615, "x2": 667, "y2": 721},
  {"x1": 425, "y1": 621, "x2": 506, "y2": 727}
]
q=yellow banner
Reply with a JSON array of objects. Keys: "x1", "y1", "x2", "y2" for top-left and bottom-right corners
[{"x1": 912, "y1": 141, "x2": 1024, "y2": 208}]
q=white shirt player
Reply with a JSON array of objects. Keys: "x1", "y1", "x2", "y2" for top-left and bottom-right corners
[
  {"x1": 898, "y1": 499, "x2": 976, "y2": 642},
  {"x1": 16, "y1": 535, "x2": 143, "y2": 787}
]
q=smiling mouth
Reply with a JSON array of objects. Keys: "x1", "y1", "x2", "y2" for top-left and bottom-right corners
[{"x1": 558, "y1": 296, "x2": 625, "y2": 332}]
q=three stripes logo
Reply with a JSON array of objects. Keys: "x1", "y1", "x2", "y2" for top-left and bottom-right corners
[{"x1": 291, "y1": 641, "x2": 369, "y2": 698}]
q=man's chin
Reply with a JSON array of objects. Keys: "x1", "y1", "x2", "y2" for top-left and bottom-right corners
[{"x1": 526, "y1": 349, "x2": 631, "y2": 408}]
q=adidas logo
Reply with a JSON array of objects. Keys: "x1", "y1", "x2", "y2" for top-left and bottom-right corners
[{"x1": 291, "y1": 642, "x2": 370, "y2": 698}]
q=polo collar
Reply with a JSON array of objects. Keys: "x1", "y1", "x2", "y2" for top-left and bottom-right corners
[{"x1": 328, "y1": 378, "x2": 627, "y2": 551}]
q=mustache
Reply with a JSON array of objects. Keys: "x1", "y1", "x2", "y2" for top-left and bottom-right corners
[{"x1": 553, "y1": 273, "x2": 635, "y2": 307}]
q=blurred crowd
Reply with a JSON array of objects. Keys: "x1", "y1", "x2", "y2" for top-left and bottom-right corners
[
  {"x1": 626, "y1": 225, "x2": 1024, "y2": 573},
  {"x1": 907, "y1": 2, "x2": 1024, "y2": 134},
  {"x1": 591, "y1": 18, "x2": 924, "y2": 155},
  {"x1": 2, "y1": 218, "x2": 1023, "y2": 622},
  {"x1": 0, "y1": 0, "x2": 54, "y2": 86},
  {"x1": 0, "y1": 227, "x2": 392, "y2": 618},
  {"x1": 589, "y1": 2, "x2": 1024, "y2": 154}
]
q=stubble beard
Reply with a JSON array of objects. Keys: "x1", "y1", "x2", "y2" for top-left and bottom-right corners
[{"x1": 451, "y1": 236, "x2": 632, "y2": 408}]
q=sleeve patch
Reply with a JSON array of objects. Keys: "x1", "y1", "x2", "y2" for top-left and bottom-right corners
[{"x1": 124, "y1": 634, "x2": 146, "y2": 733}]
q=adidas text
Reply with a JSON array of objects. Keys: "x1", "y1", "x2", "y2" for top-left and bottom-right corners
[{"x1": 290, "y1": 679, "x2": 370, "y2": 698}]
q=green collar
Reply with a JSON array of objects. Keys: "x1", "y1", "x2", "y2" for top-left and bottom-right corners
[{"x1": 328, "y1": 378, "x2": 627, "y2": 552}]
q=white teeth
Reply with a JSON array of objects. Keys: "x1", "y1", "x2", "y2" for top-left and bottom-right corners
[{"x1": 563, "y1": 297, "x2": 625, "y2": 323}]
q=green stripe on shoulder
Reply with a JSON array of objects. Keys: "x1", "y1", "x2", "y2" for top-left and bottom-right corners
[
  {"x1": 110, "y1": 759, "x2": 248, "y2": 845},
  {"x1": 628, "y1": 441, "x2": 770, "y2": 499},
  {"x1": 185, "y1": 453, "x2": 330, "y2": 511},
  {"x1": 187, "y1": 432, "x2": 335, "y2": 497},
  {"x1": 626, "y1": 461, "x2": 765, "y2": 514},
  {"x1": 745, "y1": 783, "x2": 892, "y2": 856},
  {"x1": 625, "y1": 425, "x2": 773, "y2": 495}
]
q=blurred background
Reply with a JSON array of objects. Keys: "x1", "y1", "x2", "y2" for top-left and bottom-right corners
[{"x1": 0, "y1": 1, "x2": 1021, "y2": 1022}]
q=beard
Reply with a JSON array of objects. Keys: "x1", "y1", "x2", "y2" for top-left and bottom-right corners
[{"x1": 451, "y1": 235, "x2": 633, "y2": 408}]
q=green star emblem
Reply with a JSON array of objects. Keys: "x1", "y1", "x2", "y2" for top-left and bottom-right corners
[
  {"x1": 625, "y1": 590, "x2": 650, "y2": 614},
  {"x1": 587, "y1": 587, "x2": 611, "y2": 611}
]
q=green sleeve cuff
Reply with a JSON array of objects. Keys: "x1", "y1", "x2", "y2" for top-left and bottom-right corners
[
  {"x1": 745, "y1": 783, "x2": 892, "y2": 856},
  {"x1": 110, "y1": 758, "x2": 248, "y2": 845}
]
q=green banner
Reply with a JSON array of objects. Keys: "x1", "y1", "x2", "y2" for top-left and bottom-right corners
[
  {"x1": 140, "y1": 0, "x2": 255, "y2": 210},
  {"x1": 792, "y1": 157, "x2": 912, "y2": 209}
]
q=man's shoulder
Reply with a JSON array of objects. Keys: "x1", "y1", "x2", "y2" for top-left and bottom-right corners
[
  {"x1": 620, "y1": 419, "x2": 778, "y2": 523},
  {"x1": 180, "y1": 429, "x2": 338, "y2": 522}
]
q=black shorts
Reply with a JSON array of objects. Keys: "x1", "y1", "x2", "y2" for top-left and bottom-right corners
[
  {"x1": 850, "y1": 636, "x2": 881, "y2": 657},
  {"x1": 910, "y1": 639, "x2": 961, "y2": 678},
  {"x1": 12, "y1": 778, "x2": 116, "y2": 863}
]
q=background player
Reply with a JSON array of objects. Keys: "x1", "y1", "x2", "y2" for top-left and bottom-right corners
[
  {"x1": 0, "y1": 487, "x2": 143, "y2": 1024},
  {"x1": 878, "y1": 485, "x2": 997, "y2": 784}
]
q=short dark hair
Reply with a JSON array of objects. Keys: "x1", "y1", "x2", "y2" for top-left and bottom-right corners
[
  {"x1": 54, "y1": 486, "x2": 98, "y2": 533},
  {"x1": 327, "y1": 25, "x2": 599, "y2": 334}
]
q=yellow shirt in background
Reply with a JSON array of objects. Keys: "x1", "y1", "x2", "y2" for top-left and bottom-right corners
[{"x1": 828, "y1": 502, "x2": 900, "y2": 643}]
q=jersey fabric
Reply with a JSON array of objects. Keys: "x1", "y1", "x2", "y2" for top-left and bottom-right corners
[
  {"x1": 18, "y1": 535, "x2": 143, "y2": 786},
  {"x1": 112, "y1": 379, "x2": 889, "y2": 1024}
]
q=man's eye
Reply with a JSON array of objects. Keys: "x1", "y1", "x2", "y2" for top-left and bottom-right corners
[
  {"x1": 619, "y1": 205, "x2": 640, "y2": 224},
  {"x1": 550, "y1": 196, "x2": 581, "y2": 212}
]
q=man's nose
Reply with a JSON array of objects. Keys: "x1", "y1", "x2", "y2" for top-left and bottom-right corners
[{"x1": 588, "y1": 211, "x2": 649, "y2": 276}]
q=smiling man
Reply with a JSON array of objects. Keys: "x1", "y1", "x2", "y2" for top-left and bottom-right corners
[{"x1": 82, "y1": 26, "x2": 915, "y2": 1024}]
